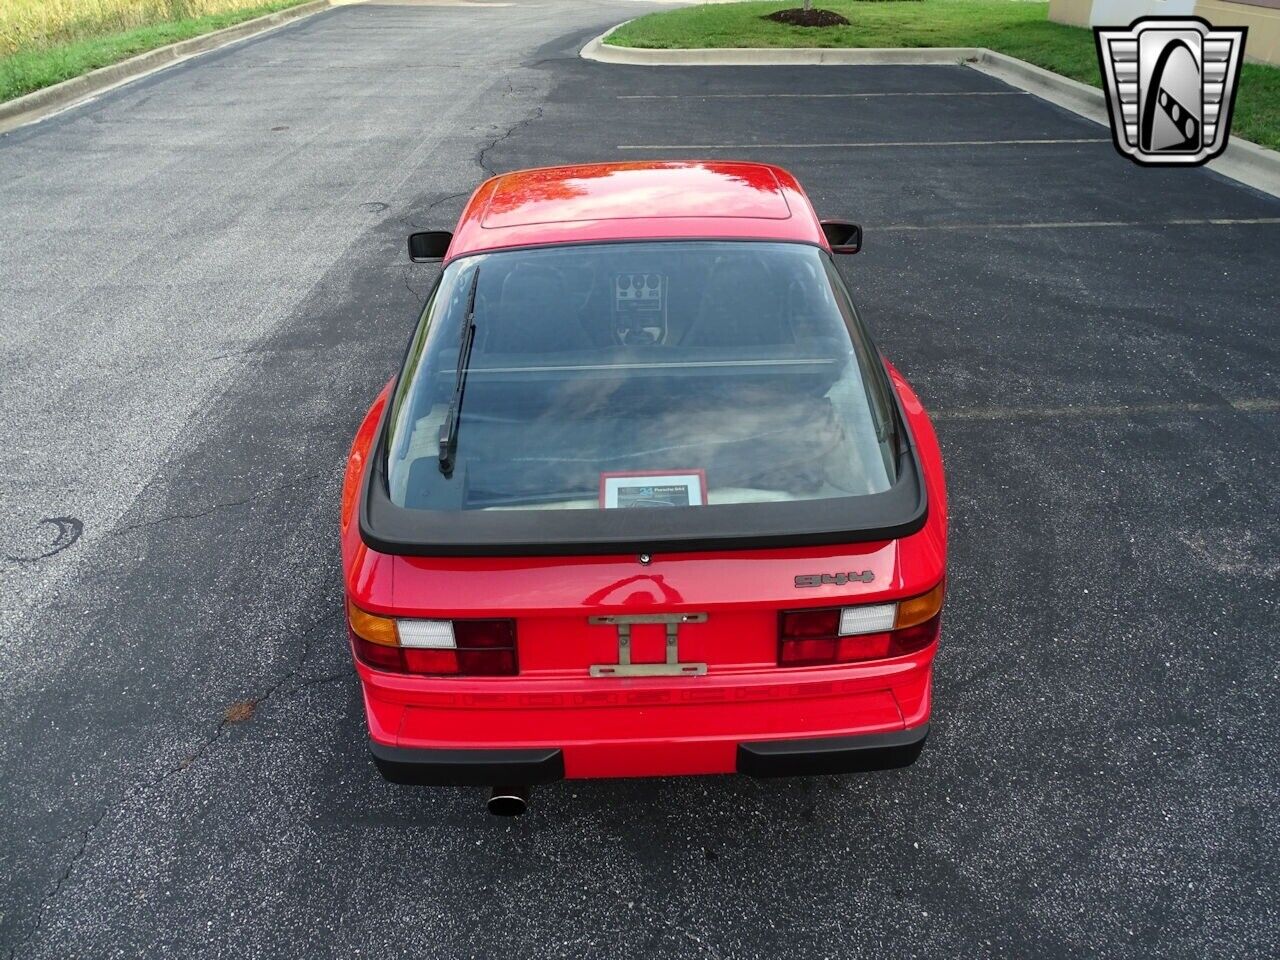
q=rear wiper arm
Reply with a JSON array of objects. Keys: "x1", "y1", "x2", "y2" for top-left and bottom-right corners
[{"x1": 438, "y1": 266, "x2": 480, "y2": 476}]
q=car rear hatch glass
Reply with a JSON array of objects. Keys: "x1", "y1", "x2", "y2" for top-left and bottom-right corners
[{"x1": 363, "y1": 240, "x2": 926, "y2": 556}]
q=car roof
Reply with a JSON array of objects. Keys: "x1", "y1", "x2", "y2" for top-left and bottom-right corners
[{"x1": 443, "y1": 161, "x2": 827, "y2": 261}]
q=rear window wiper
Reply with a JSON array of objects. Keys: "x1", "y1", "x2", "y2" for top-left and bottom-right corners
[{"x1": 438, "y1": 266, "x2": 480, "y2": 476}]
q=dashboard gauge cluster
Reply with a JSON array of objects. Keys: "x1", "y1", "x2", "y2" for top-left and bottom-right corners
[{"x1": 613, "y1": 272, "x2": 668, "y2": 345}]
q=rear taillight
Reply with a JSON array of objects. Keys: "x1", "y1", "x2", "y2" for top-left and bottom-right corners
[
  {"x1": 347, "y1": 602, "x2": 517, "y2": 676},
  {"x1": 778, "y1": 580, "x2": 944, "y2": 667}
]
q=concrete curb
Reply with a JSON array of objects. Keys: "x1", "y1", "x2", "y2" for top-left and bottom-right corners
[
  {"x1": 971, "y1": 49, "x2": 1108, "y2": 126},
  {"x1": 971, "y1": 49, "x2": 1280, "y2": 196},
  {"x1": 582, "y1": 30, "x2": 980, "y2": 66},
  {"x1": 582, "y1": 29, "x2": 1280, "y2": 199},
  {"x1": 0, "y1": 0, "x2": 334, "y2": 134}
]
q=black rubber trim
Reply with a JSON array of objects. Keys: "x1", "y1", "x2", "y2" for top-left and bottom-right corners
[
  {"x1": 358, "y1": 357, "x2": 927, "y2": 558},
  {"x1": 369, "y1": 741, "x2": 565, "y2": 786},
  {"x1": 736, "y1": 724, "x2": 929, "y2": 778}
]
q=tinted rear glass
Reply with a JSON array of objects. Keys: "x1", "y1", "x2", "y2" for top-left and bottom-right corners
[{"x1": 386, "y1": 241, "x2": 895, "y2": 514}]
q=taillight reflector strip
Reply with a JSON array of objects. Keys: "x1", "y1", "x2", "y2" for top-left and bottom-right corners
[
  {"x1": 397, "y1": 619, "x2": 455, "y2": 649},
  {"x1": 838, "y1": 603, "x2": 896, "y2": 637}
]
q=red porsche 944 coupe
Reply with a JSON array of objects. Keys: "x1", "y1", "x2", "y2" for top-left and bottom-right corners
[{"x1": 341, "y1": 161, "x2": 947, "y2": 814}]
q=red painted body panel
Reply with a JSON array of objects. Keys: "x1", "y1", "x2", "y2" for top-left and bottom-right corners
[
  {"x1": 340, "y1": 371, "x2": 945, "y2": 779},
  {"x1": 340, "y1": 163, "x2": 947, "y2": 781},
  {"x1": 443, "y1": 161, "x2": 828, "y2": 262},
  {"x1": 357, "y1": 658, "x2": 931, "y2": 779}
]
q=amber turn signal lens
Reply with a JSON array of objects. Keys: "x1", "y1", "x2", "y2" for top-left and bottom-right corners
[
  {"x1": 895, "y1": 580, "x2": 945, "y2": 629},
  {"x1": 347, "y1": 601, "x2": 399, "y2": 647}
]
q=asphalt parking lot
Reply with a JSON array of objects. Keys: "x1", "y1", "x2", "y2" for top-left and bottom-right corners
[{"x1": 1, "y1": 1, "x2": 1277, "y2": 957}]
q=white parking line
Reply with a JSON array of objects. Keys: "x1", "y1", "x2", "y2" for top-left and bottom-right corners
[
  {"x1": 934, "y1": 398, "x2": 1280, "y2": 422},
  {"x1": 617, "y1": 91, "x2": 1028, "y2": 99},
  {"x1": 618, "y1": 138, "x2": 1109, "y2": 149},
  {"x1": 880, "y1": 217, "x2": 1280, "y2": 231}
]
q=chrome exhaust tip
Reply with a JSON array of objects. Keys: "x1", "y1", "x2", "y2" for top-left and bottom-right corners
[{"x1": 487, "y1": 785, "x2": 530, "y2": 817}]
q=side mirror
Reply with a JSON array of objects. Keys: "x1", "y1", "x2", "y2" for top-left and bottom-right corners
[
  {"x1": 407, "y1": 230, "x2": 452, "y2": 263},
  {"x1": 820, "y1": 220, "x2": 862, "y2": 255}
]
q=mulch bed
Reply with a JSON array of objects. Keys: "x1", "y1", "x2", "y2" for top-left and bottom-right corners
[{"x1": 762, "y1": 8, "x2": 852, "y2": 27}]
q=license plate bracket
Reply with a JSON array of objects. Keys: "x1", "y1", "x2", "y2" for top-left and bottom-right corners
[{"x1": 588, "y1": 613, "x2": 708, "y2": 677}]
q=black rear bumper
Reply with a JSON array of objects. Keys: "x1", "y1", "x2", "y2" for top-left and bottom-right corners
[
  {"x1": 370, "y1": 724, "x2": 927, "y2": 785},
  {"x1": 736, "y1": 725, "x2": 928, "y2": 778},
  {"x1": 370, "y1": 742, "x2": 565, "y2": 786}
]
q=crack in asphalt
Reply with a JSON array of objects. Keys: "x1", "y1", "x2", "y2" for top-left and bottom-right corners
[
  {"x1": 399, "y1": 82, "x2": 548, "y2": 306},
  {"x1": 476, "y1": 106, "x2": 544, "y2": 178},
  {"x1": 398, "y1": 190, "x2": 470, "y2": 303},
  {"x1": 5, "y1": 808, "x2": 108, "y2": 960},
  {"x1": 475, "y1": 80, "x2": 544, "y2": 178},
  {"x1": 400, "y1": 189, "x2": 471, "y2": 233},
  {"x1": 107, "y1": 472, "x2": 325, "y2": 540},
  {"x1": 520, "y1": 55, "x2": 576, "y2": 70},
  {"x1": 295, "y1": 669, "x2": 353, "y2": 688},
  {"x1": 205, "y1": 345, "x2": 275, "y2": 363},
  {"x1": 401, "y1": 268, "x2": 427, "y2": 308},
  {"x1": 5, "y1": 611, "x2": 352, "y2": 960}
]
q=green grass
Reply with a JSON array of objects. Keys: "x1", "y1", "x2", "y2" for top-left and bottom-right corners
[
  {"x1": 1, "y1": 0, "x2": 314, "y2": 104},
  {"x1": 607, "y1": 0, "x2": 1280, "y2": 151}
]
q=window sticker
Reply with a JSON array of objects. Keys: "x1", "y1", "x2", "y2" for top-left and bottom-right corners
[{"x1": 600, "y1": 471, "x2": 706, "y2": 509}]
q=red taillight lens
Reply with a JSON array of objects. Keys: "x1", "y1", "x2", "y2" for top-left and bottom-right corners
[
  {"x1": 887, "y1": 614, "x2": 941, "y2": 657},
  {"x1": 781, "y1": 609, "x2": 842, "y2": 638},
  {"x1": 451, "y1": 620, "x2": 517, "y2": 676},
  {"x1": 778, "y1": 636, "x2": 838, "y2": 665},
  {"x1": 778, "y1": 584, "x2": 943, "y2": 667},
  {"x1": 457, "y1": 648, "x2": 517, "y2": 676},
  {"x1": 839, "y1": 632, "x2": 894, "y2": 661},
  {"x1": 454, "y1": 619, "x2": 515, "y2": 649},
  {"x1": 350, "y1": 629, "x2": 406, "y2": 672},
  {"x1": 402, "y1": 647, "x2": 459, "y2": 675},
  {"x1": 347, "y1": 604, "x2": 517, "y2": 676}
]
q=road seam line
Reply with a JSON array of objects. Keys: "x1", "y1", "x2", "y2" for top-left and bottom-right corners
[
  {"x1": 878, "y1": 217, "x2": 1280, "y2": 231},
  {"x1": 618, "y1": 138, "x2": 1108, "y2": 149},
  {"x1": 933, "y1": 399, "x2": 1280, "y2": 421},
  {"x1": 617, "y1": 91, "x2": 1028, "y2": 99}
]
